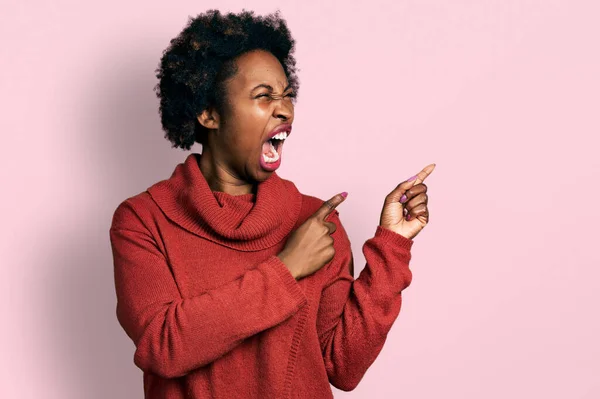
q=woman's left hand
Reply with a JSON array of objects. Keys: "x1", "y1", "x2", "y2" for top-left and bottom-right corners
[{"x1": 379, "y1": 163, "x2": 436, "y2": 240}]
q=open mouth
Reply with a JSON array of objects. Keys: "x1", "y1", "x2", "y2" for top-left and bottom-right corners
[{"x1": 261, "y1": 131, "x2": 288, "y2": 164}]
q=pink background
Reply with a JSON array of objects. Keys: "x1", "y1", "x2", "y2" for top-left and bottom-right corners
[{"x1": 2, "y1": 0, "x2": 599, "y2": 398}]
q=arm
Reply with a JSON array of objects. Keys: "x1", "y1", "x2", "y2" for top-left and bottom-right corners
[
  {"x1": 110, "y1": 201, "x2": 307, "y2": 378},
  {"x1": 316, "y1": 211, "x2": 414, "y2": 391}
]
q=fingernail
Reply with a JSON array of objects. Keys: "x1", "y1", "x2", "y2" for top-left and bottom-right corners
[
  {"x1": 400, "y1": 194, "x2": 407, "y2": 203},
  {"x1": 407, "y1": 175, "x2": 417, "y2": 182},
  {"x1": 341, "y1": 192, "x2": 348, "y2": 198},
  {"x1": 406, "y1": 214, "x2": 412, "y2": 220}
]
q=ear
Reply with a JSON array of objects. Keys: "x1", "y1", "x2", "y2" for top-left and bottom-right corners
[{"x1": 197, "y1": 107, "x2": 220, "y2": 130}]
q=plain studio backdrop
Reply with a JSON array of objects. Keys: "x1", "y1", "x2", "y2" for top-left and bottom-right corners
[{"x1": 1, "y1": 0, "x2": 598, "y2": 398}]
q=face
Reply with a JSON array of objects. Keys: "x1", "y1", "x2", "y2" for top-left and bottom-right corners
[{"x1": 199, "y1": 49, "x2": 296, "y2": 183}]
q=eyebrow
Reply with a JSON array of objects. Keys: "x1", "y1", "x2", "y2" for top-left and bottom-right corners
[{"x1": 251, "y1": 83, "x2": 293, "y2": 92}]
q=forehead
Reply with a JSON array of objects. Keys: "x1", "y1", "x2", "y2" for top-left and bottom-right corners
[{"x1": 230, "y1": 50, "x2": 288, "y2": 90}]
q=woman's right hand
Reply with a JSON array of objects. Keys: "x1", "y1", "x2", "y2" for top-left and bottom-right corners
[{"x1": 277, "y1": 193, "x2": 348, "y2": 280}]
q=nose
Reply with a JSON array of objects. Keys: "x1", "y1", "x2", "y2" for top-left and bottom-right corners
[{"x1": 273, "y1": 99, "x2": 293, "y2": 122}]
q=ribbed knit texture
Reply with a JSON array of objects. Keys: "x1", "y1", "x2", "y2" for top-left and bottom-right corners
[
  {"x1": 147, "y1": 153, "x2": 303, "y2": 251},
  {"x1": 109, "y1": 153, "x2": 415, "y2": 398}
]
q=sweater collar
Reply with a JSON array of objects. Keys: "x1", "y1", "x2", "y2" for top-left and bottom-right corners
[{"x1": 147, "y1": 153, "x2": 302, "y2": 251}]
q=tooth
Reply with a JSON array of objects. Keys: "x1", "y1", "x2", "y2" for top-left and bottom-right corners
[{"x1": 268, "y1": 131, "x2": 288, "y2": 142}]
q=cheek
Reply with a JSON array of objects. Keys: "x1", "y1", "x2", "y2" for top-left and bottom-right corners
[
  {"x1": 226, "y1": 130, "x2": 257, "y2": 159},
  {"x1": 224, "y1": 103, "x2": 271, "y2": 156},
  {"x1": 248, "y1": 99, "x2": 273, "y2": 116}
]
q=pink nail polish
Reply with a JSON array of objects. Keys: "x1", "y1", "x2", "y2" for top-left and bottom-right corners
[
  {"x1": 406, "y1": 214, "x2": 411, "y2": 220},
  {"x1": 400, "y1": 194, "x2": 407, "y2": 203},
  {"x1": 407, "y1": 175, "x2": 417, "y2": 182},
  {"x1": 341, "y1": 192, "x2": 348, "y2": 198}
]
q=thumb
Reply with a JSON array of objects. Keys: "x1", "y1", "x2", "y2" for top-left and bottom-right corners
[{"x1": 313, "y1": 192, "x2": 347, "y2": 221}]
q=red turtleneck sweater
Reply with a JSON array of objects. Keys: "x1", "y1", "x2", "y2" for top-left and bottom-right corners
[{"x1": 109, "y1": 153, "x2": 414, "y2": 398}]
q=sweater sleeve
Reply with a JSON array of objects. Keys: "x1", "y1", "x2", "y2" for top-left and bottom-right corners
[
  {"x1": 109, "y1": 200, "x2": 308, "y2": 379},
  {"x1": 316, "y1": 211, "x2": 414, "y2": 391}
]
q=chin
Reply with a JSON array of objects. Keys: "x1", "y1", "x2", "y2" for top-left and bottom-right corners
[{"x1": 254, "y1": 169, "x2": 275, "y2": 182}]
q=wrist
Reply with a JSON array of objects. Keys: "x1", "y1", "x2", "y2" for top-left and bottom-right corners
[{"x1": 277, "y1": 252, "x2": 300, "y2": 280}]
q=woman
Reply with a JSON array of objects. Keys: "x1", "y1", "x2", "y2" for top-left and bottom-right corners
[{"x1": 109, "y1": 9, "x2": 435, "y2": 399}]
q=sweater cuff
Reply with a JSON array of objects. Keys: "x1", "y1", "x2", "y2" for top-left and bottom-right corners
[
  {"x1": 267, "y1": 255, "x2": 308, "y2": 307},
  {"x1": 374, "y1": 225, "x2": 414, "y2": 252}
]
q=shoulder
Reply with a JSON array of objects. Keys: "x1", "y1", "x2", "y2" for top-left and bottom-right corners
[{"x1": 110, "y1": 190, "x2": 160, "y2": 232}]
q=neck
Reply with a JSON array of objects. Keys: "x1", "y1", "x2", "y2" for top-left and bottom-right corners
[{"x1": 198, "y1": 148, "x2": 256, "y2": 196}]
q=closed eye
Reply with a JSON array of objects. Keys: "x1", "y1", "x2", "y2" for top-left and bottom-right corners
[{"x1": 255, "y1": 92, "x2": 296, "y2": 99}]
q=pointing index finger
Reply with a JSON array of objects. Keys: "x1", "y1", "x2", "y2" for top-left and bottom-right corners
[
  {"x1": 413, "y1": 163, "x2": 436, "y2": 185},
  {"x1": 314, "y1": 193, "x2": 347, "y2": 220}
]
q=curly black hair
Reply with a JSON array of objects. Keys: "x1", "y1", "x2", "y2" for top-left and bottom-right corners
[{"x1": 154, "y1": 9, "x2": 300, "y2": 150}]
